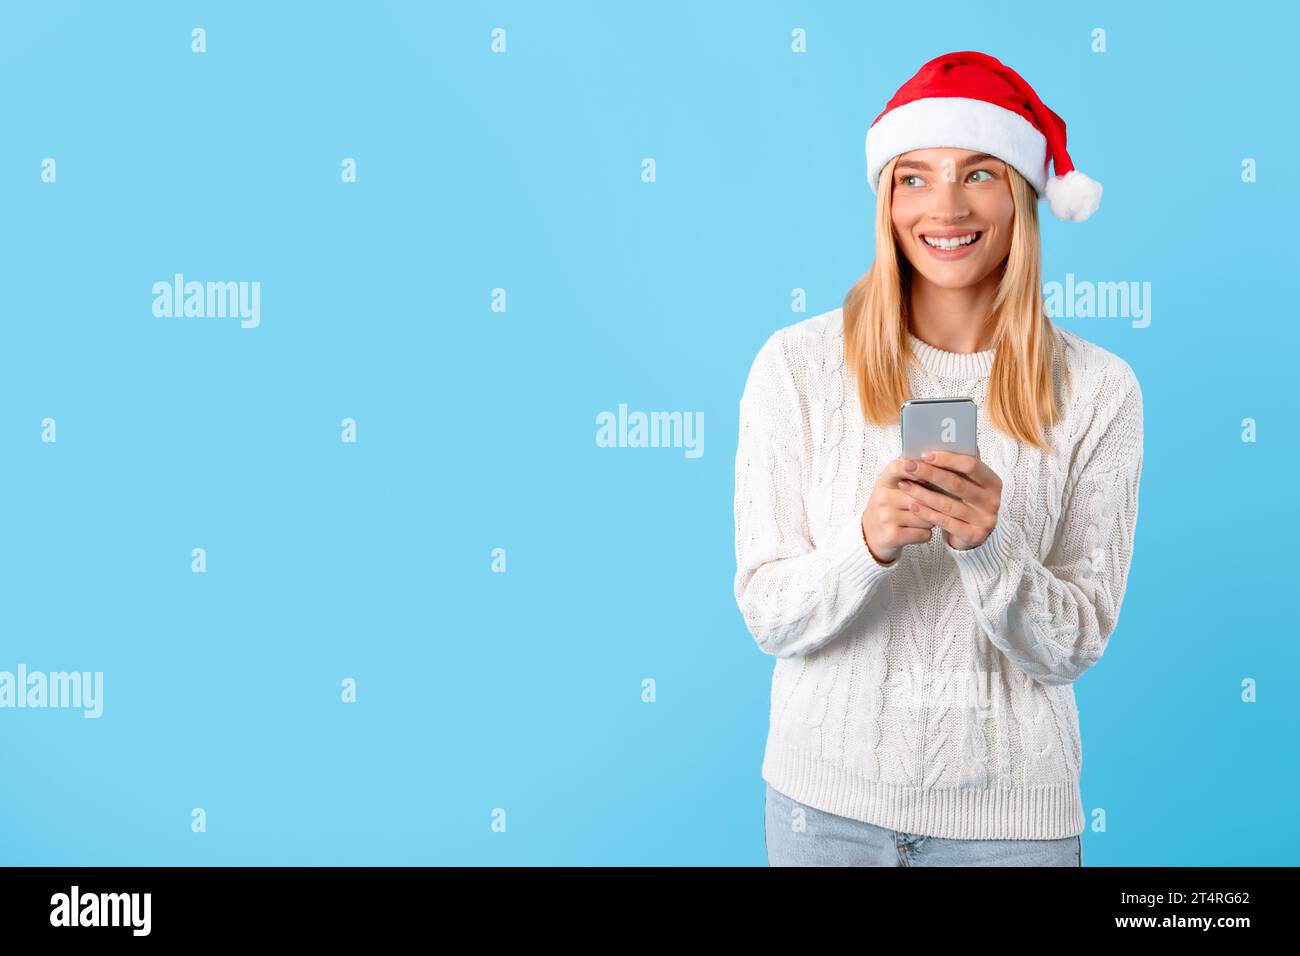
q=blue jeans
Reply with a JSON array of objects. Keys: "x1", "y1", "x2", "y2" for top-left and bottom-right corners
[{"x1": 765, "y1": 782, "x2": 1081, "y2": 867}]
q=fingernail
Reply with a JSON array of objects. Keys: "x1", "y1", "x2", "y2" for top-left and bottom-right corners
[
  {"x1": 904, "y1": 459, "x2": 917, "y2": 471},
  {"x1": 922, "y1": 451, "x2": 935, "y2": 460}
]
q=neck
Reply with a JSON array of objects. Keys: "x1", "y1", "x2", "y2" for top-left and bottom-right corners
[{"x1": 907, "y1": 268, "x2": 1001, "y2": 352}]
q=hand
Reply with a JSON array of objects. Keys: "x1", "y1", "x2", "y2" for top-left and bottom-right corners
[
  {"x1": 860, "y1": 458, "x2": 941, "y2": 564},
  {"x1": 895, "y1": 449, "x2": 1003, "y2": 551}
]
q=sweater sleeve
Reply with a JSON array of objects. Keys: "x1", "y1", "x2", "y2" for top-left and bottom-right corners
[
  {"x1": 944, "y1": 364, "x2": 1144, "y2": 686},
  {"x1": 733, "y1": 330, "x2": 899, "y2": 658}
]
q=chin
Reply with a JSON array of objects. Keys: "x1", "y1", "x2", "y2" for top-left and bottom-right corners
[{"x1": 913, "y1": 267, "x2": 989, "y2": 289}]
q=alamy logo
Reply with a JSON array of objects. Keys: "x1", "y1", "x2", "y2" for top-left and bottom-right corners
[
  {"x1": 886, "y1": 669, "x2": 1004, "y2": 715},
  {"x1": 0, "y1": 664, "x2": 103, "y2": 718},
  {"x1": 1043, "y1": 272, "x2": 1151, "y2": 328},
  {"x1": 595, "y1": 404, "x2": 704, "y2": 459},
  {"x1": 152, "y1": 273, "x2": 261, "y2": 328},
  {"x1": 50, "y1": 886, "x2": 151, "y2": 936}
]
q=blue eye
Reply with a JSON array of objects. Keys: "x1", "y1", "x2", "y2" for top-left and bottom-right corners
[{"x1": 900, "y1": 169, "x2": 993, "y2": 187}]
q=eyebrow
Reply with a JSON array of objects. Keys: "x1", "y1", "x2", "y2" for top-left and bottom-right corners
[{"x1": 894, "y1": 152, "x2": 1002, "y2": 173}]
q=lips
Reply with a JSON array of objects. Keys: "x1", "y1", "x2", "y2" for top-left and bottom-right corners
[{"x1": 919, "y1": 230, "x2": 983, "y2": 257}]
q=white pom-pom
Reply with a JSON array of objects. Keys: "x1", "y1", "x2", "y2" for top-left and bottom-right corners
[{"x1": 1045, "y1": 170, "x2": 1103, "y2": 222}]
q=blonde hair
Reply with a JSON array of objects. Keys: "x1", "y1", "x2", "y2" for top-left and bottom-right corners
[{"x1": 841, "y1": 153, "x2": 1069, "y2": 451}]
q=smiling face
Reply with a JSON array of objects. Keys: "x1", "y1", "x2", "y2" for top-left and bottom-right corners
[{"x1": 889, "y1": 147, "x2": 1015, "y2": 291}]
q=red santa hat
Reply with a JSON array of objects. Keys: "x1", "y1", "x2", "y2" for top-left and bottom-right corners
[{"x1": 865, "y1": 50, "x2": 1102, "y2": 222}]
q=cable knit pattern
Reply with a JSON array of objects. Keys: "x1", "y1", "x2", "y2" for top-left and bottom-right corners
[{"x1": 733, "y1": 308, "x2": 1144, "y2": 839}]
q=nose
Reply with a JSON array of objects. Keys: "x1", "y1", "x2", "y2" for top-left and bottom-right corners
[{"x1": 927, "y1": 179, "x2": 971, "y2": 223}]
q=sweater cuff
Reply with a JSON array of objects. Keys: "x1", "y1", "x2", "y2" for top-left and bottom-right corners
[
  {"x1": 828, "y1": 515, "x2": 899, "y2": 592},
  {"x1": 945, "y1": 510, "x2": 1021, "y2": 581}
]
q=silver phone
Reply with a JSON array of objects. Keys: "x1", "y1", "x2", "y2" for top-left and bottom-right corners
[{"x1": 899, "y1": 398, "x2": 978, "y2": 501}]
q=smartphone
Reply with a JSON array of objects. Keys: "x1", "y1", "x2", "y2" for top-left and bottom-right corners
[{"x1": 899, "y1": 398, "x2": 978, "y2": 501}]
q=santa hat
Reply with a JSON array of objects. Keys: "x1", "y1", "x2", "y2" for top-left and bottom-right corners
[{"x1": 865, "y1": 50, "x2": 1102, "y2": 222}]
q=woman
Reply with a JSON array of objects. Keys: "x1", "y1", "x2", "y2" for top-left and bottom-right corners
[{"x1": 733, "y1": 51, "x2": 1142, "y2": 866}]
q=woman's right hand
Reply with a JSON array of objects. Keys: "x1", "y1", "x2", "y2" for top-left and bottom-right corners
[{"x1": 860, "y1": 458, "x2": 937, "y2": 564}]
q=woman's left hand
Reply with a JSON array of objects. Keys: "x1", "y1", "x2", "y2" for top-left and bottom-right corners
[{"x1": 896, "y1": 450, "x2": 1003, "y2": 551}]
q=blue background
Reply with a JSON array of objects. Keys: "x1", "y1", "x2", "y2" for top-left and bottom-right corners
[{"x1": 1, "y1": 1, "x2": 1295, "y2": 865}]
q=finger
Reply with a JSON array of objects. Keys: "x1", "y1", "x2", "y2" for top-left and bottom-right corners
[
  {"x1": 920, "y1": 449, "x2": 999, "y2": 492},
  {"x1": 896, "y1": 526, "x2": 936, "y2": 546},
  {"x1": 907, "y1": 496, "x2": 986, "y2": 541},
  {"x1": 889, "y1": 502, "x2": 939, "y2": 529},
  {"x1": 878, "y1": 525, "x2": 937, "y2": 550},
  {"x1": 900, "y1": 460, "x2": 982, "y2": 504},
  {"x1": 884, "y1": 456, "x2": 954, "y2": 487},
  {"x1": 880, "y1": 458, "x2": 916, "y2": 488},
  {"x1": 870, "y1": 495, "x2": 937, "y2": 531},
  {"x1": 921, "y1": 449, "x2": 981, "y2": 473},
  {"x1": 881, "y1": 488, "x2": 936, "y2": 520},
  {"x1": 897, "y1": 478, "x2": 983, "y2": 525}
]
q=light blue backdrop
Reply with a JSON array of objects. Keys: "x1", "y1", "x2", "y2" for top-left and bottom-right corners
[{"x1": 1, "y1": 1, "x2": 1295, "y2": 865}]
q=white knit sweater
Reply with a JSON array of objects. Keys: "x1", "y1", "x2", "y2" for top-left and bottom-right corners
[{"x1": 733, "y1": 308, "x2": 1143, "y2": 840}]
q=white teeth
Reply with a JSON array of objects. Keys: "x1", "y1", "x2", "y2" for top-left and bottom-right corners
[{"x1": 923, "y1": 233, "x2": 980, "y2": 249}]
